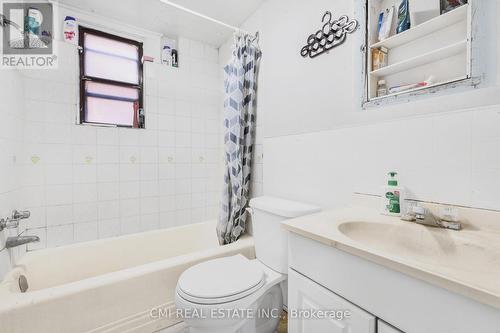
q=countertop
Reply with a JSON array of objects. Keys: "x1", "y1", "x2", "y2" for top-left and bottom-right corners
[{"x1": 282, "y1": 202, "x2": 500, "y2": 310}]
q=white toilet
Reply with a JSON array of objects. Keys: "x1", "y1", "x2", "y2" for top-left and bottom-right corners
[{"x1": 175, "y1": 196, "x2": 321, "y2": 333}]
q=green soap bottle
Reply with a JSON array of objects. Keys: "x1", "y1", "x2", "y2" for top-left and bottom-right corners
[{"x1": 381, "y1": 171, "x2": 405, "y2": 216}]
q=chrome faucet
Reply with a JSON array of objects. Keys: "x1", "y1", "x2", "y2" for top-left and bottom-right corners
[
  {"x1": 0, "y1": 210, "x2": 31, "y2": 232},
  {"x1": 1, "y1": 209, "x2": 38, "y2": 249},
  {"x1": 402, "y1": 204, "x2": 462, "y2": 231},
  {"x1": 5, "y1": 235, "x2": 39, "y2": 249}
]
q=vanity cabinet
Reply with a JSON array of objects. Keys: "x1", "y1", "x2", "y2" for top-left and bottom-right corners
[
  {"x1": 287, "y1": 232, "x2": 500, "y2": 333},
  {"x1": 288, "y1": 269, "x2": 376, "y2": 333}
]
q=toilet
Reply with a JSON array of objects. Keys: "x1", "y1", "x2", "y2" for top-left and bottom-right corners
[{"x1": 175, "y1": 196, "x2": 321, "y2": 333}]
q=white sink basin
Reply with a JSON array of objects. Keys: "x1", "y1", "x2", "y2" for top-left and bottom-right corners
[{"x1": 337, "y1": 221, "x2": 499, "y2": 274}]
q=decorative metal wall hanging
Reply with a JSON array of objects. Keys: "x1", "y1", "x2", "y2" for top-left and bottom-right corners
[{"x1": 301, "y1": 11, "x2": 358, "y2": 59}]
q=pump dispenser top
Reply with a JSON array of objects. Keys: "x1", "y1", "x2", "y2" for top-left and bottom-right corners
[{"x1": 388, "y1": 172, "x2": 398, "y2": 186}]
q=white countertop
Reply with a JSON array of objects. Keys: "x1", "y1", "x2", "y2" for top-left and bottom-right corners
[{"x1": 282, "y1": 202, "x2": 500, "y2": 310}]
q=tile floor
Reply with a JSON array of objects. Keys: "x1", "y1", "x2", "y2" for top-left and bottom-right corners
[{"x1": 155, "y1": 311, "x2": 288, "y2": 333}]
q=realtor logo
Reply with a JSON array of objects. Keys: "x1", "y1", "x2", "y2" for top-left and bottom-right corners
[{"x1": 1, "y1": 1, "x2": 57, "y2": 69}]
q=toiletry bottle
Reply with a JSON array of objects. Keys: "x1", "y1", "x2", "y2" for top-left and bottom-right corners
[
  {"x1": 138, "y1": 108, "x2": 145, "y2": 128},
  {"x1": 381, "y1": 172, "x2": 405, "y2": 216},
  {"x1": 377, "y1": 80, "x2": 388, "y2": 97},
  {"x1": 161, "y1": 37, "x2": 176, "y2": 66},
  {"x1": 378, "y1": 7, "x2": 395, "y2": 41},
  {"x1": 373, "y1": 47, "x2": 388, "y2": 71},
  {"x1": 396, "y1": 0, "x2": 411, "y2": 34},
  {"x1": 161, "y1": 45, "x2": 172, "y2": 66},
  {"x1": 63, "y1": 16, "x2": 78, "y2": 44},
  {"x1": 172, "y1": 49, "x2": 178, "y2": 67}
]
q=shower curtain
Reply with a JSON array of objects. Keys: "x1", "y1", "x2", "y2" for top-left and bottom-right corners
[{"x1": 217, "y1": 33, "x2": 262, "y2": 245}]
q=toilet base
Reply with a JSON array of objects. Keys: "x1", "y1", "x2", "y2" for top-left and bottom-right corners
[{"x1": 183, "y1": 284, "x2": 283, "y2": 333}]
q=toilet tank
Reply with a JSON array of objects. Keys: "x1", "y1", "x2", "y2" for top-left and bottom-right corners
[{"x1": 248, "y1": 196, "x2": 321, "y2": 274}]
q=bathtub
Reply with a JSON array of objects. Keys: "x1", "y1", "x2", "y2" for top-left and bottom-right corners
[{"x1": 0, "y1": 221, "x2": 255, "y2": 333}]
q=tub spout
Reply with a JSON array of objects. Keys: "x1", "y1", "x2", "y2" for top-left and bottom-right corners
[{"x1": 5, "y1": 235, "x2": 39, "y2": 249}]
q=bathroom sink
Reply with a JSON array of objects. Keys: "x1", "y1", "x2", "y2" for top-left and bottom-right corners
[
  {"x1": 282, "y1": 204, "x2": 500, "y2": 310},
  {"x1": 337, "y1": 221, "x2": 500, "y2": 274}
]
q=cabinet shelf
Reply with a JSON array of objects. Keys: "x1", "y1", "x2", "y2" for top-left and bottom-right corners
[
  {"x1": 370, "y1": 4, "x2": 468, "y2": 50},
  {"x1": 370, "y1": 76, "x2": 467, "y2": 101},
  {"x1": 370, "y1": 40, "x2": 467, "y2": 77}
]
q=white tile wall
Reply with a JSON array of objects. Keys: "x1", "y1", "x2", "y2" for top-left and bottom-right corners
[
  {"x1": 14, "y1": 37, "x2": 224, "y2": 253},
  {"x1": 0, "y1": 69, "x2": 24, "y2": 279},
  {"x1": 265, "y1": 106, "x2": 500, "y2": 211}
]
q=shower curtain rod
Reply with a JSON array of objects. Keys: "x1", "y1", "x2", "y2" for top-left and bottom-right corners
[{"x1": 158, "y1": 0, "x2": 255, "y2": 37}]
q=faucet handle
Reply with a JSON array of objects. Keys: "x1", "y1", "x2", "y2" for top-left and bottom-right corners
[
  {"x1": 12, "y1": 210, "x2": 30, "y2": 220},
  {"x1": 412, "y1": 206, "x2": 427, "y2": 220},
  {"x1": 439, "y1": 206, "x2": 459, "y2": 223},
  {"x1": 401, "y1": 201, "x2": 418, "y2": 222},
  {"x1": 0, "y1": 217, "x2": 18, "y2": 231},
  {"x1": 0, "y1": 210, "x2": 30, "y2": 232},
  {"x1": 5, "y1": 220, "x2": 19, "y2": 229}
]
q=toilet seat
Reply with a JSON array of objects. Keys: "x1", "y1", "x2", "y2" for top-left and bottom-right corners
[
  {"x1": 175, "y1": 257, "x2": 286, "y2": 333},
  {"x1": 177, "y1": 255, "x2": 265, "y2": 305}
]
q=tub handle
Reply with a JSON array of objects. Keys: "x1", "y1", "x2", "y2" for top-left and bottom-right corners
[{"x1": 245, "y1": 207, "x2": 254, "y2": 216}]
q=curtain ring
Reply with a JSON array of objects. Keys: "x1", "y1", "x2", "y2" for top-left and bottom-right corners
[{"x1": 251, "y1": 31, "x2": 260, "y2": 44}]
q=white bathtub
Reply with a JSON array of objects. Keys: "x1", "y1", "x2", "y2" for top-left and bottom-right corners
[{"x1": 0, "y1": 221, "x2": 255, "y2": 333}]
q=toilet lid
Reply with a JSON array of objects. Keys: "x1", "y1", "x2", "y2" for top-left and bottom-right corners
[{"x1": 177, "y1": 255, "x2": 265, "y2": 304}]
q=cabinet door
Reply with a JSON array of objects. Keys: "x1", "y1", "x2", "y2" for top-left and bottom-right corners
[
  {"x1": 378, "y1": 320, "x2": 403, "y2": 333},
  {"x1": 288, "y1": 269, "x2": 376, "y2": 333}
]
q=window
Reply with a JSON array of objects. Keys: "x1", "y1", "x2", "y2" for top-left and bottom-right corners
[{"x1": 79, "y1": 27, "x2": 144, "y2": 128}]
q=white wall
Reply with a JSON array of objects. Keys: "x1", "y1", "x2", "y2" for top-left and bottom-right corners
[
  {"x1": 220, "y1": 0, "x2": 500, "y2": 211},
  {"x1": 265, "y1": 106, "x2": 500, "y2": 210},
  {"x1": 0, "y1": 4, "x2": 224, "y2": 280}
]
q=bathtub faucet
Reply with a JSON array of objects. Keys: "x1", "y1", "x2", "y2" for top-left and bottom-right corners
[
  {"x1": 5, "y1": 235, "x2": 39, "y2": 249},
  {"x1": 0, "y1": 210, "x2": 31, "y2": 231}
]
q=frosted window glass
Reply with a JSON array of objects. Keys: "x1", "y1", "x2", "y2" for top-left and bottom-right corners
[
  {"x1": 86, "y1": 97, "x2": 135, "y2": 126},
  {"x1": 85, "y1": 51, "x2": 139, "y2": 84},
  {"x1": 86, "y1": 82, "x2": 139, "y2": 100},
  {"x1": 84, "y1": 33, "x2": 140, "y2": 84},
  {"x1": 85, "y1": 34, "x2": 139, "y2": 60}
]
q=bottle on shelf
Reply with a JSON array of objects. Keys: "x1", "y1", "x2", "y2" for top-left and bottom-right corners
[{"x1": 377, "y1": 79, "x2": 388, "y2": 97}]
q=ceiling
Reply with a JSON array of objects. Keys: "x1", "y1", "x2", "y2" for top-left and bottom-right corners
[{"x1": 58, "y1": 0, "x2": 265, "y2": 47}]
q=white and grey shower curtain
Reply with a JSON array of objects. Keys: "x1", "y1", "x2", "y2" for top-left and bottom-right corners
[{"x1": 217, "y1": 34, "x2": 262, "y2": 245}]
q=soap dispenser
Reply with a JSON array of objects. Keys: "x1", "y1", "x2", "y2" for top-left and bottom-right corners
[{"x1": 381, "y1": 171, "x2": 405, "y2": 216}]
